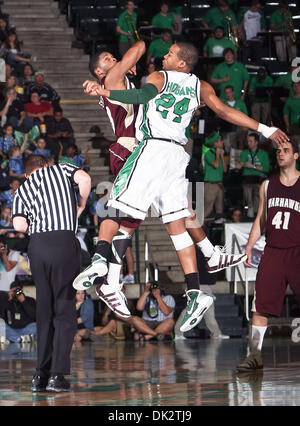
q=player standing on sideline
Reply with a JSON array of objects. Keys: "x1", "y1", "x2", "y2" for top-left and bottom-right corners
[
  {"x1": 237, "y1": 139, "x2": 300, "y2": 371},
  {"x1": 80, "y1": 42, "x2": 288, "y2": 332}
]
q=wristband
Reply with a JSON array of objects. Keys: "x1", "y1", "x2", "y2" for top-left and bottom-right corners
[{"x1": 258, "y1": 123, "x2": 278, "y2": 139}]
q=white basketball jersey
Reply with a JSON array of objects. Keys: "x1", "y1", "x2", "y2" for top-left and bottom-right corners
[{"x1": 135, "y1": 70, "x2": 201, "y2": 145}]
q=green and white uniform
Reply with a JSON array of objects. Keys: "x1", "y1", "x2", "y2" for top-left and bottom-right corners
[{"x1": 108, "y1": 70, "x2": 201, "y2": 223}]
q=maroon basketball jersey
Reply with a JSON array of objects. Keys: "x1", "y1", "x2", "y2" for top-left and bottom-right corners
[
  {"x1": 265, "y1": 174, "x2": 300, "y2": 248},
  {"x1": 99, "y1": 76, "x2": 139, "y2": 140}
]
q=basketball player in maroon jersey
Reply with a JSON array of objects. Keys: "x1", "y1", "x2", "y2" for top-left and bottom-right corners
[{"x1": 237, "y1": 139, "x2": 300, "y2": 371}]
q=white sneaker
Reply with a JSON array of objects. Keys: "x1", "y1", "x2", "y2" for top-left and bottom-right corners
[
  {"x1": 212, "y1": 334, "x2": 230, "y2": 339},
  {"x1": 174, "y1": 334, "x2": 186, "y2": 340},
  {"x1": 73, "y1": 253, "x2": 108, "y2": 290},
  {"x1": 206, "y1": 246, "x2": 247, "y2": 273},
  {"x1": 95, "y1": 279, "x2": 131, "y2": 318},
  {"x1": 20, "y1": 334, "x2": 32, "y2": 343},
  {"x1": 0, "y1": 335, "x2": 9, "y2": 345},
  {"x1": 180, "y1": 289, "x2": 214, "y2": 332},
  {"x1": 122, "y1": 274, "x2": 135, "y2": 284}
]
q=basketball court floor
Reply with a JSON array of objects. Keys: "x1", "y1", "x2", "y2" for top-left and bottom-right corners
[{"x1": 0, "y1": 337, "x2": 300, "y2": 407}]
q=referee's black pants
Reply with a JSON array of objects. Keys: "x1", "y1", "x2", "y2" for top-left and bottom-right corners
[{"x1": 28, "y1": 231, "x2": 81, "y2": 376}]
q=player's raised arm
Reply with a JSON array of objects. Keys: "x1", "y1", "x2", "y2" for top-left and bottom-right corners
[
  {"x1": 105, "y1": 40, "x2": 146, "y2": 89},
  {"x1": 200, "y1": 80, "x2": 289, "y2": 146}
]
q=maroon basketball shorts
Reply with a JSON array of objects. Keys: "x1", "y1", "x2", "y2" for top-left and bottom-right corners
[
  {"x1": 109, "y1": 142, "x2": 141, "y2": 229},
  {"x1": 253, "y1": 245, "x2": 300, "y2": 316}
]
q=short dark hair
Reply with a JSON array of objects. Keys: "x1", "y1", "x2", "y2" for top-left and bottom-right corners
[
  {"x1": 24, "y1": 154, "x2": 48, "y2": 174},
  {"x1": 224, "y1": 85, "x2": 234, "y2": 91},
  {"x1": 54, "y1": 106, "x2": 63, "y2": 114},
  {"x1": 176, "y1": 42, "x2": 199, "y2": 71},
  {"x1": 288, "y1": 138, "x2": 299, "y2": 154},
  {"x1": 89, "y1": 53, "x2": 101, "y2": 79},
  {"x1": 248, "y1": 132, "x2": 260, "y2": 142},
  {"x1": 10, "y1": 281, "x2": 23, "y2": 290},
  {"x1": 223, "y1": 47, "x2": 235, "y2": 56}
]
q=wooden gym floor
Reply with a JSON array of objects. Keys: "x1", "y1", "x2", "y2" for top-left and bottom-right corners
[{"x1": 0, "y1": 337, "x2": 300, "y2": 407}]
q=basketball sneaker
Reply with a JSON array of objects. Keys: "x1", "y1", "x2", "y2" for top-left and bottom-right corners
[
  {"x1": 236, "y1": 350, "x2": 263, "y2": 372},
  {"x1": 206, "y1": 245, "x2": 247, "y2": 273},
  {"x1": 72, "y1": 253, "x2": 108, "y2": 290},
  {"x1": 95, "y1": 279, "x2": 131, "y2": 318},
  {"x1": 180, "y1": 289, "x2": 214, "y2": 332}
]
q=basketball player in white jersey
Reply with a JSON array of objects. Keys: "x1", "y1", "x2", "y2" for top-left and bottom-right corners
[
  {"x1": 83, "y1": 42, "x2": 289, "y2": 332},
  {"x1": 75, "y1": 41, "x2": 246, "y2": 331}
]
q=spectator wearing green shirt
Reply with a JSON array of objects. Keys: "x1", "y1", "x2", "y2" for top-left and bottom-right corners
[
  {"x1": 202, "y1": 0, "x2": 237, "y2": 38},
  {"x1": 116, "y1": 1, "x2": 138, "y2": 57},
  {"x1": 222, "y1": 85, "x2": 248, "y2": 151},
  {"x1": 283, "y1": 82, "x2": 300, "y2": 149},
  {"x1": 249, "y1": 68, "x2": 273, "y2": 125},
  {"x1": 210, "y1": 47, "x2": 249, "y2": 101},
  {"x1": 203, "y1": 27, "x2": 237, "y2": 58},
  {"x1": 236, "y1": 133, "x2": 270, "y2": 218},
  {"x1": 146, "y1": 30, "x2": 172, "y2": 66},
  {"x1": 203, "y1": 131, "x2": 227, "y2": 220},
  {"x1": 151, "y1": 1, "x2": 178, "y2": 34},
  {"x1": 270, "y1": 0, "x2": 297, "y2": 62}
]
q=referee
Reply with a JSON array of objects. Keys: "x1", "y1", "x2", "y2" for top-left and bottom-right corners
[{"x1": 12, "y1": 154, "x2": 91, "y2": 392}]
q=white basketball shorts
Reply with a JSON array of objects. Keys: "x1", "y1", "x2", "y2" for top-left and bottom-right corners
[{"x1": 107, "y1": 138, "x2": 192, "y2": 224}]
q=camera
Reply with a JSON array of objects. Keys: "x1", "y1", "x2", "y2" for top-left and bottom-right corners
[
  {"x1": 0, "y1": 246, "x2": 6, "y2": 251},
  {"x1": 13, "y1": 287, "x2": 24, "y2": 298},
  {"x1": 150, "y1": 281, "x2": 159, "y2": 291}
]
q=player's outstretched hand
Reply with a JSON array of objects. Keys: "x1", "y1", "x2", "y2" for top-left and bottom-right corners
[
  {"x1": 83, "y1": 80, "x2": 108, "y2": 97},
  {"x1": 269, "y1": 128, "x2": 290, "y2": 146}
]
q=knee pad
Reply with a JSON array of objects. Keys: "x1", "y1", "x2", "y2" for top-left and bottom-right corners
[{"x1": 170, "y1": 232, "x2": 193, "y2": 251}]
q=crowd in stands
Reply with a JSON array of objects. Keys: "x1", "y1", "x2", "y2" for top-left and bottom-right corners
[
  {"x1": 0, "y1": 6, "x2": 91, "y2": 241},
  {"x1": 1, "y1": 0, "x2": 300, "y2": 344}
]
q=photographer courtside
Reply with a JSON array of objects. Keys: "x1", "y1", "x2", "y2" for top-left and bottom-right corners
[
  {"x1": 0, "y1": 281, "x2": 37, "y2": 344},
  {"x1": 135, "y1": 281, "x2": 175, "y2": 341}
]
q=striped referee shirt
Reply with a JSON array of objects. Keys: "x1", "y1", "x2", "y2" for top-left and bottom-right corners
[{"x1": 12, "y1": 162, "x2": 79, "y2": 235}]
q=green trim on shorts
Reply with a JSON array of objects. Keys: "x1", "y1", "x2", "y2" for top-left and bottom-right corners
[
  {"x1": 140, "y1": 104, "x2": 151, "y2": 140},
  {"x1": 112, "y1": 139, "x2": 146, "y2": 198}
]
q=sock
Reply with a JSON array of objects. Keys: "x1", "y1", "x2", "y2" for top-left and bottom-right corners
[
  {"x1": 251, "y1": 325, "x2": 267, "y2": 351},
  {"x1": 95, "y1": 240, "x2": 111, "y2": 259},
  {"x1": 105, "y1": 228, "x2": 132, "y2": 288},
  {"x1": 110, "y1": 228, "x2": 132, "y2": 264},
  {"x1": 185, "y1": 272, "x2": 200, "y2": 291},
  {"x1": 107, "y1": 262, "x2": 122, "y2": 289},
  {"x1": 197, "y1": 237, "x2": 214, "y2": 258}
]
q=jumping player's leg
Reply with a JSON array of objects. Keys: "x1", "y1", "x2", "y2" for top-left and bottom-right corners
[
  {"x1": 73, "y1": 142, "x2": 139, "y2": 291},
  {"x1": 73, "y1": 215, "x2": 122, "y2": 290},
  {"x1": 95, "y1": 223, "x2": 138, "y2": 319},
  {"x1": 185, "y1": 210, "x2": 247, "y2": 272},
  {"x1": 164, "y1": 218, "x2": 214, "y2": 332}
]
